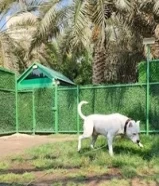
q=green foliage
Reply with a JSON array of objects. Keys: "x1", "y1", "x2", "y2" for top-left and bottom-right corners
[
  {"x1": 121, "y1": 166, "x2": 137, "y2": 178},
  {"x1": 0, "y1": 172, "x2": 34, "y2": 183},
  {"x1": 47, "y1": 41, "x2": 92, "y2": 85},
  {"x1": 0, "y1": 161, "x2": 9, "y2": 170}
]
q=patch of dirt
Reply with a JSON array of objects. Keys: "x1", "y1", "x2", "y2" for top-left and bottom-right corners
[
  {"x1": 27, "y1": 169, "x2": 122, "y2": 186},
  {"x1": 0, "y1": 133, "x2": 76, "y2": 159},
  {"x1": 131, "y1": 178, "x2": 158, "y2": 186}
]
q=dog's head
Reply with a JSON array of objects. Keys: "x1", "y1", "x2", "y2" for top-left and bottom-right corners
[{"x1": 126, "y1": 120, "x2": 143, "y2": 147}]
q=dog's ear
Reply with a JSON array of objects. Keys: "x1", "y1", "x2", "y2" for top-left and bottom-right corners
[
  {"x1": 128, "y1": 122, "x2": 133, "y2": 128},
  {"x1": 136, "y1": 120, "x2": 140, "y2": 126}
]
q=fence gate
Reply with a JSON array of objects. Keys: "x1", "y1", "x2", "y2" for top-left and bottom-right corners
[
  {"x1": 18, "y1": 91, "x2": 33, "y2": 132},
  {"x1": 18, "y1": 88, "x2": 55, "y2": 133}
]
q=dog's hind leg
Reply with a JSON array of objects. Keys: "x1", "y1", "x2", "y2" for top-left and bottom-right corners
[
  {"x1": 107, "y1": 133, "x2": 114, "y2": 156},
  {"x1": 78, "y1": 120, "x2": 93, "y2": 152},
  {"x1": 90, "y1": 134, "x2": 98, "y2": 149}
]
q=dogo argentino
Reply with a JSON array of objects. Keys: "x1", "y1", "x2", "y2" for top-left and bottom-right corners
[{"x1": 77, "y1": 101, "x2": 143, "y2": 156}]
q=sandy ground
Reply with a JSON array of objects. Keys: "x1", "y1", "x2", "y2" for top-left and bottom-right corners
[{"x1": 0, "y1": 133, "x2": 76, "y2": 159}]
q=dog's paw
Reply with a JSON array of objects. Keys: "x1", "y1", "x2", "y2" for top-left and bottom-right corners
[
  {"x1": 77, "y1": 148, "x2": 81, "y2": 152},
  {"x1": 90, "y1": 145, "x2": 94, "y2": 149}
]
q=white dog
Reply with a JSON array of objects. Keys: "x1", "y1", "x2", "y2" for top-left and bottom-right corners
[{"x1": 78, "y1": 101, "x2": 143, "y2": 156}]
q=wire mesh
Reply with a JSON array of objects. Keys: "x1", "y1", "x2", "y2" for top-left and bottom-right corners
[
  {"x1": 0, "y1": 91, "x2": 15, "y2": 133},
  {"x1": 0, "y1": 63, "x2": 159, "y2": 134},
  {"x1": 0, "y1": 70, "x2": 15, "y2": 90},
  {"x1": 18, "y1": 91, "x2": 33, "y2": 132},
  {"x1": 58, "y1": 88, "x2": 77, "y2": 132},
  {"x1": 79, "y1": 85, "x2": 147, "y2": 131},
  {"x1": 34, "y1": 88, "x2": 55, "y2": 132},
  {"x1": 150, "y1": 84, "x2": 159, "y2": 131},
  {"x1": 0, "y1": 69, "x2": 16, "y2": 134},
  {"x1": 138, "y1": 60, "x2": 159, "y2": 83}
]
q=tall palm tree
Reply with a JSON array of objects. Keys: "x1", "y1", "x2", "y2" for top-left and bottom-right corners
[
  {"x1": 30, "y1": 0, "x2": 159, "y2": 84},
  {"x1": 30, "y1": 0, "x2": 133, "y2": 84},
  {"x1": 0, "y1": 0, "x2": 44, "y2": 72}
]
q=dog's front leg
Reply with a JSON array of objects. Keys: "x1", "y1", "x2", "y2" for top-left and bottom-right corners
[
  {"x1": 78, "y1": 135, "x2": 90, "y2": 151},
  {"x1": 107, "y1": 134, "x2": 114, "y2": 156}
]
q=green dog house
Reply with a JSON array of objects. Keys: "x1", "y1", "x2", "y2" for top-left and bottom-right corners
[{"x1": 17, "y1": 62, "x2": 74, "y2": 90}]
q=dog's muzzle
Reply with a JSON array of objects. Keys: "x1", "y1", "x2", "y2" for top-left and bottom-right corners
[{"x1": 137, "y1": 140, "x2": 144, "y2": 148}]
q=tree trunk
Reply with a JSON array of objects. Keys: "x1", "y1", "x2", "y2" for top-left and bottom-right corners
[{"x1": 92, "y1": 44, "x2": 106, "y2": 84}]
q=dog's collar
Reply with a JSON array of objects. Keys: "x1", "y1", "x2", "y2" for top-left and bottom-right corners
[{"x1": 124, "y1": 118, "x2": 131, "y2": 134}]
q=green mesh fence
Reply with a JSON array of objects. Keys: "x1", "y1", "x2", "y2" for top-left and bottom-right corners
[
  {"x1": 17, "y1": 88, "x2": 55, "y2": 133},
  {"x1": 18, "y1": 91, "x2": 33, "y2": 132},
  {"x1": 79, "y1": 85, "x2": 147, "y2": 131},
  {"x1": 150, "y1": 84, "x2": 159, "y2": 131},
  {"x1": 0, "y1": 69, "x2": 16, "y2": 134},
  {"x1": 0, "y1": 91, "x2": 16, "y2": 133},
  {"x1": 58, "y1": 88, "x2": 77, "y2": 132},
  {"x1": 57, "y1": 84, "x2": 147, "y2": 133},
  {"x1": 149, "y1": 61, "x2": 159, "y2": 82},
  {"x1": 0, "y1": 69, "x2": 15, "y2": 90},
  {"x1": 138, "y1": 60, "x2": 159, "y2": 83},
  {"x1": 34, "y1": 88, "x2": 55, "y2": 132},
  {"x1": 15, "y1": 83, "x2": 159, "y2": 134},
  {"x1": 0, "y1": 64, "x2": 159, "y2": 134}
]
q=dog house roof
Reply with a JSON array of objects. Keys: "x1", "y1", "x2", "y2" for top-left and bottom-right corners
[{"x1": 17, "y1": 62, "x2": 75, "y2": 85}]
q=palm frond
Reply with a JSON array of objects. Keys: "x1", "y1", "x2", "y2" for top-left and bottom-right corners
[
  {"x1": 37, "y1": 0, "x2": 60, "y2": 36},
  {"x1": 115, "y1": 0, "x2": 133, "y2": 12},
  {"x1": 91, "y1": 0, "x2": 107, "y2": 44},
  {"x1": 30, "y1": 0, "x2": 65, "y2": 51},
  {"x1": 154, "y1": 0, "x2": 159, "y2": 15},
  {"x1": 65, "y1": 0, "x2": 91, "y2": 50},
  {"x1": 0, "y1": 32, "x2": 19, "y2": 71},
  {"x1": 6, "y1": 12, "x2": 38, "y2": 29},
  {"x1": 0, "y1": 0, "x2": 17, "y2": 13}
]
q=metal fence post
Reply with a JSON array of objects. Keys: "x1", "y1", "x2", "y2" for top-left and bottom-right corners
[
  {"x1": 15, "y1": 74, "x2": 19, "y2": 133},
  {"x1": 54, "y1": 83, "x2": 58, "y2": 134},
  {"x1": 77, "y1": 85, "x2": 80, "y2": 134},
  {"x1": 146, "y1": 45, "x2": 150, "y2": 135},
  {"x1": 32, "y1": 89, "x2": 36, "y2": 135},
  {"x1": 143, "y1": 38, "x2": 155, "y2": 135}
]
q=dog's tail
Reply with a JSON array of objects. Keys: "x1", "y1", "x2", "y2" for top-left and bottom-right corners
[{"x1": 78, "y1": 101, "x2": 88, "y2": 120}]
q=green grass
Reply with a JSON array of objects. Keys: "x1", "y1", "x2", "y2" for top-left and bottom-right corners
[
  {"x1": 0, "y1": 172, "x2": 34, "y2": 183},
  {"x1": 0, "y1": 134, "x2": 159, "y2": 185}
]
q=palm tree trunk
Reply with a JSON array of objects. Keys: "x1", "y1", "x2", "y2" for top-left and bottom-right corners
[{"x1": 92, "y1": 44, "x2": 106, "y2": 84}]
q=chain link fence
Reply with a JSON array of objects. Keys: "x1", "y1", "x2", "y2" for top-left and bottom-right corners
[
  {"x1": 0, "y1": 62, "x2": 159, "y2": 135},
  {"x1": 0, "y1": 68, "x2": 16, "y2": 134}
]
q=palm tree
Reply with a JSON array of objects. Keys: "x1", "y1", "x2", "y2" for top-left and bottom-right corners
[
  {"x1": 0, "y1": 0, "x2": 20, "y2": 70},
  {"x1": 30, "y1": 0, "x2": 159, "y2": 84},
  {"x1": 30, "y1": 0, "x2": 134, "y2": 84},
  {"x1": 90, "y1": 0, "x2": 159, "y2": 83},
  {"x1": 0, "y1": 0, "x2": 45, "y2": 73}
]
